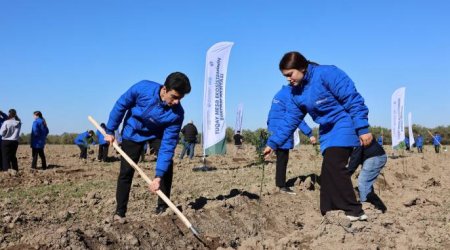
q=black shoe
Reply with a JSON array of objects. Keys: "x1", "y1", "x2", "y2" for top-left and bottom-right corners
[
  {"x1": 279, "y1": 187, "x2": 296, "y2": 195},
  {"x1": 154, "y1": 205, "x2": 168, "y2": 215}
]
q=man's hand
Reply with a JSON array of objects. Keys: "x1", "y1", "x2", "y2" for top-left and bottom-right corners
[
  {"x1": 149, "y1": 177, "x2": 161, "y2": 193},
  {"x1": 104, "y1": 134, "x2": 115, "y2": 144},
  {"x1": 309, "y1": 136, "x2": 317, "y2": 144},
  {"x1": 359, "y1": 133, "x2": 373, "y2": 147},
  {"x1": 263, "y1": 146, "x2": 274, "y2": 161}
]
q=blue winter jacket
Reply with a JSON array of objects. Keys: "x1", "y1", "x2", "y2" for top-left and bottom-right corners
[
  {"x1": 267, "y1": 85, "x2": 312, "y2": 149},
  {"x1": 74, "y1": 131, "x2": 92, "y2": 147},
  {"x1": 433, "y1": 134, "x2": 442, "y2": 146},
  {"x1": 31, "y1": 118, "x2": 49, "y2": 148},
  {"x1": 416, "y1": 135, "x2": 423, "y2": 147},
  {"x1": 267, "y1": 64, "x2": 369, "y2": 154},
  {"x1": 96, "y1": 130, "x2": 108, "y2": 145},
  {"x1": 105, "y1": 80, "x2": 184, "y2": 177}
]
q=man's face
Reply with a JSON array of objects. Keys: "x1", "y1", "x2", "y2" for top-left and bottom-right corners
[
  {"x1": 161, "y1": 86, "x2": 183, "y2": 106},
  {"x1": 281, "y1": 69, "x2": 305, "y2": 86}
]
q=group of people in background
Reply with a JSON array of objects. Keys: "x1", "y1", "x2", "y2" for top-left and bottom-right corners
[{"x1": 0, "y1": 109, "x2": 49, "y2": 172}]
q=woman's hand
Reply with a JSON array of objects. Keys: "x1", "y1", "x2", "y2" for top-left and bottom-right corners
[{"x1": 359, "y1": 133, "x2": 373, "y2": 147}]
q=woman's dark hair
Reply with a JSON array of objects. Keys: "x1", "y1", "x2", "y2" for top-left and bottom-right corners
[
  {"x1": 34, "y1": 111, "x2": 47, "y2": 127},
  {"x1": 164, "y1": 72, "x2": 191, "y2": 95},
  {"x1": 279, "y1": 51, "x2": 318, "y2": 71},
  {"x1": 8, "y1": 109, "x2": 20, "y2": 121}
]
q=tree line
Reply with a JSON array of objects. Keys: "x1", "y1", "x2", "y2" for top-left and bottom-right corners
[{"x1": 18, "y1": 124, "x2": 449, "y2": 145}]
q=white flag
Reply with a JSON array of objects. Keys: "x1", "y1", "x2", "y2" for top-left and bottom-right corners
[
  {"x1": 234, "y1": 103, "x2": 244, "y2": 134},
  {"x1": 408, "y1": 112, "x2": 415, "y2": 147},
  {"x1": 293, "y1": 128, "x2": 300, "y2": 147},
  {"x1": 202, "y1": 42, "x2": 234, "y2": 155},
  {"x1": 391, "y1": 87, "x2": 406, "y2": 147}
]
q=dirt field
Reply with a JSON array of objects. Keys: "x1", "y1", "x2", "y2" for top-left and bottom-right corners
[{"x1": 0, "y1": 144, "x2": 449, "y2": 249}]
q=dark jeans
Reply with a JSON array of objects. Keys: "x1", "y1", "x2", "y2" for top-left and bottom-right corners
[
  {"x1": 32, "y1": 148, "x2": 47, "y2": 169},
  {"x1": 78, "y1": 145, "x2": 87, "y2": 159},
  {"x1": 98, "y1": 144, "x2": 109, "y2": 161},
  {"x1": 275, "y1": 149, "x2": 290, "y2": 187},
  {"x1": 417, "y1": 146, "x2": 423, "y2": 153},
  {"x1": 434, "y1": 145, "x2": 440, "y2": 153},
  {"x1": 116, "y1": 139, "x2": 173, "y2": 217},
  {"x1": 320, "y1": 147, "x2": 363, "y2": 217},
  {"x1": 179, "y1": 141, "x2": 196, "y2": 159},
  {"x1": 2, "y1": 140, "x2": 19, "y2": 171}
]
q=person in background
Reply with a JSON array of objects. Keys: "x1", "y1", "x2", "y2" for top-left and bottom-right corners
[
  {"x1": 432, "y1": 132, "x2": 442, "y2": 153},
  {"x1": 179, "y1": 120, "x2": 198, "y2": 160},
  {"x1": 264, "y1": 51, "x2": 371, "y2": 221},
  {"x1": 0, "y1": 109, "x2": 22, "y2": 171},
  {"x1": 103, "y1": 72, "x2": 191, "y2": 222},
  {"x1": 0, "y1": 110, "x2": 8, "y2": 169},
  {"x1": 377, "y1": 135, "x2": 383, "y2": 146},
  {"x1": 416, "y1": 134, "x2": 423, "y2": 153},
  {"x1": 233, "y1": 131, "x2": 244, "y2": 154},
  {"x1": 31, "y1": 111, "x2": 49, "y2": 170},
  {"x1": 347, "y1": 138, "x2": 387, "y2": 212},
  {"x1": 267, "y1": 84, "x2": 316, "y2": 194},
  {"x1": 74, "y1": 130, "x2": 95, "y2": 162},
  {"x1": 404, "y1": 136, "x2": 410, "y2": 151},
  {"x1": 96, "y1": 123, "x2": 109, "y2": 162}
]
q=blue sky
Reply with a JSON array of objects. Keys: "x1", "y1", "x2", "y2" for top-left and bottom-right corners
[{"x1": 1, "y1": 1, "x2": 449, "y2": 134}]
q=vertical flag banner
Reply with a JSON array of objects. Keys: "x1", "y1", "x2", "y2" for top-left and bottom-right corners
[
  {"x1": 234, "y1": 103, "x2": 244, "y2": 134},
  {"x1": 408, "y1": 112, "x2": 415, "y2": 147},
  {"x1": 293, "y1": 128, "x2": 300, "y2": 147},
  {"x1": 391, "y1": 87, "x2": 406, "y2": 147},
  {"x1": 203, "y1": 42, "x2": 234, "y2": 155}
]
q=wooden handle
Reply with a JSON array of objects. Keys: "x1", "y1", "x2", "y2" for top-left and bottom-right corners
[{"x1": 87, "y1": 116, "x2": 193, "y2": 229}]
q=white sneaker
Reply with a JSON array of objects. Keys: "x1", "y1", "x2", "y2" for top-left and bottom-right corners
[{"x1": 346, "y1": 213, "x2": 368, "y2": 221}]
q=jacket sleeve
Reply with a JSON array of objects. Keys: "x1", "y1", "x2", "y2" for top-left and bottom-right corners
[
  {"x1": 0, "y1": 122, "x2": 6, "y2": 137},
  {"x1": 32, "y1": 121, "x2": 40, "y2": 136},
  {"x1": 322, "y1": 66, "x2": 369, "y2": 136},
  {"x1": 298, "y1": 120, "x2": 312, "y2": 137},
  {"x1": 106, "y1": 83, "x2": 140, "y2": 135},
  {"x1": 155, "y1": 117, "x2": 183, "y2": 177},
  {"x1": 347, "y1": 146, "x2": 363, "y2": 174},
  {"x1": 266, "y1": 92, "x2": 305, "y2": 149}
]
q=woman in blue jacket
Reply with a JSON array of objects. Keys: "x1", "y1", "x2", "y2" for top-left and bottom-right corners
[
  {"x1": 31, "y1": 111, "x2": 49, "y2": 170},
  {"x1": 264, "y1": 52, "x2": 372, "y2": 221},
  {"x1": 268, "y1": 85, "x2": 316, "y2": 194},
  {"x1": 103, "y1": 72, "x2": 191, "y2": 222}
]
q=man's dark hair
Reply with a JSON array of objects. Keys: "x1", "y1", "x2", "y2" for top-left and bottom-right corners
[{"x1": 164, "y1": 72, "x2": 191, "y2": 95}]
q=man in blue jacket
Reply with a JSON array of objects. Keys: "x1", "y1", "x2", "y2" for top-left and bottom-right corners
[
  {"x1": 104, "y1": 72, "x2": 191, "y2": 222},
  {"x1": 416, "y1": 134, "x2": 423, "y2": 153},
  {"x1": 96, "y1": 123, "x2": 109, "y2": 162},
  {"x1": 432, "y1": 132, "x2": 442, "y2": 153},
  {"x1": 74, "y1": 130, "x2": 95, "y2": 161},
  {"x1": 267, "y1": 85, "x2": 316, "y2": 194}
]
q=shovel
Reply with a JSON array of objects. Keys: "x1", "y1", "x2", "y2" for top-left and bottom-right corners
[{"x1": 87, "y1": 116, "x2": 203, "y2": 238}]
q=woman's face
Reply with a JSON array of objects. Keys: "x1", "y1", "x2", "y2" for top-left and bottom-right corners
[
  {"x1": 281, "y1": 69, "x2": 305, "y2": 86},
  {"x1": 33, "y1": 114, "x2": 38, "y2": 119}
]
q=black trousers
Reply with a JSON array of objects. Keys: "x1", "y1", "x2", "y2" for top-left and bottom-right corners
[
  {"x1": 78, "y1": 145, "x2": 87, "y2": 159},
  {"x1": 435, "y1": 145, "x2": 440, "y2": 153},
  {"x1": 32, "y1": 148, "x2": 47, "y2": 169},
  {"x1": 98, "y1": 144, "x2": 109, "y2": 161},
  {"x1": 320, "y1": 147, "x2": 363, "y2": 217},
  {"x1": 275, "y1": 149, "x2": 290, "y2": 187},
  {"x1": 2, "y1": 140, "x2": 19, "y2": 171},
  {"x1": 116, "y1": 139, "x2": 173, "y2": 217}
]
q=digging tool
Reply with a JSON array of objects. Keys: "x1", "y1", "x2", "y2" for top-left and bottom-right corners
[
  {"x1": 87, "y1": 116, "x2": 202, "y2": 238},
  {"x1": 427, "y1": 130, "x2": 447, "y2": 152}
]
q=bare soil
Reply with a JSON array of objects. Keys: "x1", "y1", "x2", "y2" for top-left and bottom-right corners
[{"x1": 0, "y1": 144, "x2": 449, "y2": 249}]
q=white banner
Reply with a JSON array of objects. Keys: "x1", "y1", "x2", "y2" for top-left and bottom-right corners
[
  {"x1": 408, "y1": 112, "x2": 415, "y2": 147},
  {"x1": 234, "y1": 103, "x2": 244, "y2": 134},
  {"x1": 391, "y1": 87, "x2": 406, "y2": 147},
  {"x1": 293, "y1": 128, "x2": 300, "y2": 147},
  {"x1": 202, "y1": 42, "x2": 234, "y2": 155}
]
